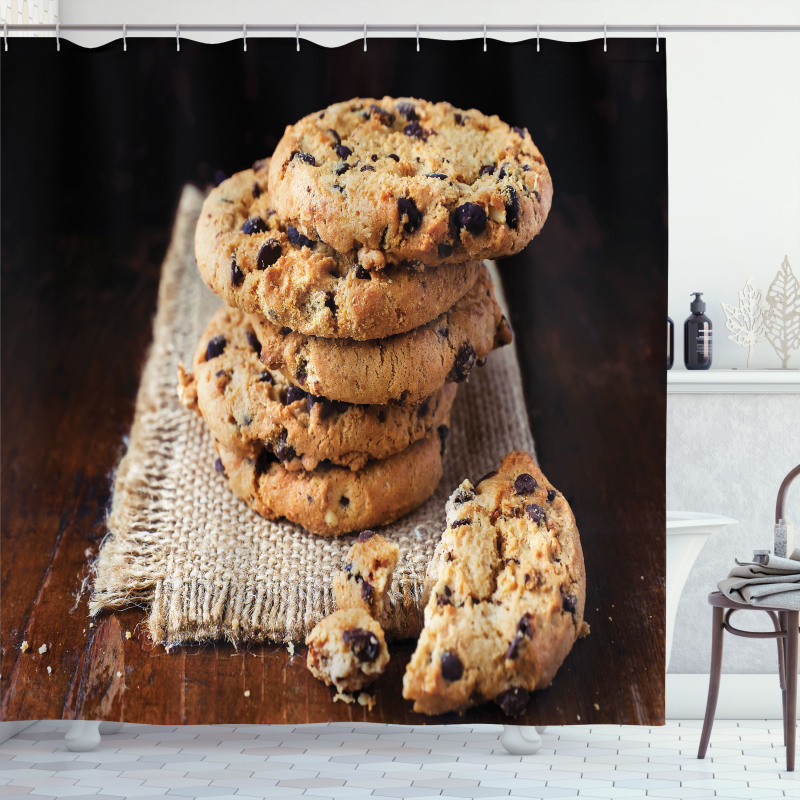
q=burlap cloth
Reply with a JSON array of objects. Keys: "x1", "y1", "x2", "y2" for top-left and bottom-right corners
[{"x1": 90, "y1": 185, "x2": 536, "y2": 648}]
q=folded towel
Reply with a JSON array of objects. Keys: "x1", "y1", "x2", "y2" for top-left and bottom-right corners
[{"x1": 718, "y1": 547, "x2": 800, "y2": 611}]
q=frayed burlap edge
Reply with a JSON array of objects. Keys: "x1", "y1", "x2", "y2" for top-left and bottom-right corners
[{"x1": 90, "y1": 185, "x2": 535, "y2": 649}]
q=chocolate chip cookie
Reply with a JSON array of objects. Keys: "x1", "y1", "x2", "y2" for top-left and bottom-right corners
[
  {"x1": 306, "y1": 608, "x2": 390, "y2": 693},
  {"x1": 178, "y1": 306, "x2": 457, "y2": 472},
  {"x1": 402, "y1": 451, "x2": 587, "y2": 716},
  {"x1": 251, "y1": 265, "x2": 512, "y2": 405},
  {"x1": 214, "y1": 431, "x2": 446, "y2": 537},
  {"x1": 333, "y1": 530, "x2": 400, "y2": 626},
  {"x1": 195, "y1": 163, "x2": 482, "y2": 339},
  {"x1": 268, "y1": 97, "x2": 553, "y2": 267}
]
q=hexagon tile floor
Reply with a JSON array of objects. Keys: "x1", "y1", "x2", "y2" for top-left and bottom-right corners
[{"x1": 1, "y1": 720, "x2": 798, "y2": 799}]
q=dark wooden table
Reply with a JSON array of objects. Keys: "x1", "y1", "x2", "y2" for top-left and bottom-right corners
[{"x1": 1, "y1": 213, "x2": 665, "y2": 727}]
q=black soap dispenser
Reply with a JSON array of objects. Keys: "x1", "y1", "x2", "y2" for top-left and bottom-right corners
[{"x1": 684, "y1": 292, "x2": 712, "y2": 370}]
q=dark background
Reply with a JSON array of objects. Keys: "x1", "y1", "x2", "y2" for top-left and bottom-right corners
[{"x1": 1, "y1": 37, "x2": 667, "y2": 724}]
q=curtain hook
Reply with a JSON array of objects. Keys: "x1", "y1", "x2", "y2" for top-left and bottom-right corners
[
  {"x1": 656, "y1": 23, "x2": 660, "y2": 52},
  {"x1": 243, "y1": 23, "x2": 247, "y2": 52},
  {"x1": 123, "y1": 23, "x2": 127, "y2": 52},
  {"x1": 56, "y1": 22, "x2": 60, "y2": 51},
  {"x1": 483, "y1": 23, "x2": 487, "y2": 52},
  {"x1": 176, "y1": 23, "x2": 180, "y2": 52},
  {"x1": 603, "y1": 23, "x2": 607, "y2": 53},
  {"x1": 416, "y1": 22, "x2": 420, "y2": 52},
  {"x1": 363, "y1": 23, "x2": 367, "y2": 52},
  {"x1": 3, "y1": 22, "x2": 7, "y2": 52},
  {"x1": 536, "y1": 22, "x2": 540, "y2": 52},
  {"x1": 296, "y1": 22, "x2": 300, "y2": 52}
]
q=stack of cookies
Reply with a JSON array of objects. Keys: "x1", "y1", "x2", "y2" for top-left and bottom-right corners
[{"x1": 178, "y1": 97, "x2": 553, "y2": 537}]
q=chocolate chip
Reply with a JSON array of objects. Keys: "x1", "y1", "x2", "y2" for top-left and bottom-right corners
[
  {"x1": 334, "y1": 144, "x2": 352, "y2": 159},
  {"x1": 495, "y1": 687, "x2": 530, "y2": 718},
  {"x1": 514, "y1": 473, "x2": 538, "y2": 495},
  {"x1": 371, "y1": 154, "x2": 378, "y2": 162},
  {"x1": 279, "y1": 326, "x2": 292, "y2": 336},
  {"x1": 254, "y1": 447, "x2": 277, "y2": 476},
  {"x1": 275, "y1": 433, "x2": 296, "y2": 463},
  {"x1": 396, "y1": 101, "x2": 419, "y2": 120},
  {"x1": 342, "y1": 628, "x2": 380, "y2": 662},
  {"x1": 205, "y1": 335, "x2": 226, "y2": 360},
  {"x1": 450, "y1": 518, "x2": 471, "y2": 529},
  {"x1": 437, "y1": 425, "x2": 450, "y2": 456},
  {"x1": 295, "y1": 359, "x2": 307, "y2": 383},
  {"x1": 477, "y1": 470, "x2": 498, "y2": 485},
  {"x1": 360, "y1": 165, "x2": 375, "y2": 172},
  {"x1": 506, "y1": 557, "x2": 520, "y2": 565},
  {"x1": 257, "y1": 240, "x2": 282, "y2": 269},
  {"x1": 252, "y1": 182, "x2": 262, "y2": 198},
  {"x1": 368, "y1": 104, "x2": 395, "y2": 126},
  {"x1": 533, "y1": 189, "x2": 541, "y2": 202},
  {"x1": 285, "y1": 385, "x2": 307, "y2": 405},
  {"x1": 357, "y1": 529, "x2": 376, "y2": 543},
  {"x1": 335, "y1": 164, "x2": 350, "y2": 176},
  {"x1": 447, "y1": 343, "x2": 476, "y2": 382},
  {"x1": 324, "y1": 291, "x2": 337, "y2": 315},
  {"x1": 230, "y1": 259, "x2": 244, "y2": 286},
  {"x1": 525, "y1": 503, "x2": 545, "y2": 524},
  {"x1": 454, "y1": 203, "x2": 487, "y2": 236},
  {"x1": 504, "y1": 186, "x2": 520, "y2": 229},
  {"x1": 287, "y1": 225, "x2": 315, "y2": 249},
  {"x1": 440, "y1": 651, "x2": 463, "y2": 682},
  {"x1": 340, "y1": 496, "x2": 350, "y2": 508},
  {"x1": 403, "y1": 121, "x2": 425, "y2": 139},
  {"x1": 291, "y1": 151, "x2": 316, "y2": 166},
  {"x1": 453, "y1": 487, "x2": 475, "y2": 505},
  {"x1": 377, "y1": 409, "x2": 386, "y2": 423},
  {"x1": 506, "y1": 613, "x2": 534, "y2": 659},
  {"x1": 479, "y1": 165, "x2": 496, "y2": 176},
  {"x1": 257, "y1": 370, "x2": 274, "y2": 383},
  {"x1": 241, "y1": 216, "x2": 268, "y2": 235},
  {"x1": 437, "y1": 243, "x2": 453, "y2": 258},
  {"x1": 562, "y1": 593, "x2": 577, "y2": 614},
  {"x1": 426, "y1": 173, "x2": 447, "y2": 179},
  {"x1": 360, "y1": 581, "x2": 374, "y2": 603},
  {"x1": 214, "y1": 458, "x2": 226, "y2": 474},
  {"x1": 387, "y1": 153, "x2": 400, "y2": 162},
  {"x1": 454, "y1": 113, "x2": 465, "y2": 126},
  {"x1": 327, "y1": 128, "x2": 342, "y2": 145},
  {"x1": 245, "y1": 330, "x2": 261, "y2": 354},
  {"x1": 512, "y1": 125, "x2": 527, "y2": 138},
  {"x1": 497, "y1": 166, "x2": 507, "y2": 180},
  {"x1": 547, "y1": 489, "x2": 557, "y2": 502},
  {"x1": 437, "y1": 327, "x2": 449, "y2": 339},
  {"x1": 397, "y1": 197, "x2": 422, "y2": 233}
]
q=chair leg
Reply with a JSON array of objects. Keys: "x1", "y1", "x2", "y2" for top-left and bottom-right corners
[
  {"x1": 785, "y1": 611, "x2": 798, "y2": 772},
  {"x1": 777, "y1": 611, "x2": 788, "y2": 746},
  {"x1": 698, "y1": 606, "x2": 725, "y2": 760}
]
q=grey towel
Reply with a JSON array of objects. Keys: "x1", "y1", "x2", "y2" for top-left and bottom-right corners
[{"x1": 718, "y1": 547, "x2": 800, "y2": 610}]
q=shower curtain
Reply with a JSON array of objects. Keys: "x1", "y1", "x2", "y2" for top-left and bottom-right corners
[{"x1": 1, "y1": 35, "x2": 667, "y2": 725}]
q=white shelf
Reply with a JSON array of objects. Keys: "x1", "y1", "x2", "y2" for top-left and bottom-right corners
[{"x1": 667, "y1": 369, "x2": 800, "y2": 394}]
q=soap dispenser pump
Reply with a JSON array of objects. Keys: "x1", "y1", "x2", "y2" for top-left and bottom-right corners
[{"x1": 684, "y1": 292, "x2": 712, "y2": 370}]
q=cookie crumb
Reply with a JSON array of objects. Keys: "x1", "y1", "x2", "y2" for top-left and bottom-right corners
[
  {"x1": 116, "y1": 671, "x2": 122, "y2": 678},
  {"x1": 125, "y1": 631, "x2": 132, "y2": 640},
  {"x1": 20, "y1": 641, "x2": 28, "y2": 653},
  {"x1": 287, "y1": 641, "x2": 295, "y2": 656},
  {"x1": 594, "y1": 703, "x2": 600, "y2": 710},
  {"x1": 47, "y1": 666, "x2": 52, "y2": 675},
  {"x1": 38, "y1": 644, "x2": 47, "y2": 655},
  {"x1": 357, "y1": 692, "x2": 376, "y2": 711},
  {"x1": 244, "y1": 690, "x2": 251, "y2": 697},
  {"x1": 332, "y1": 690, "x2": 356, "y2": 705}
]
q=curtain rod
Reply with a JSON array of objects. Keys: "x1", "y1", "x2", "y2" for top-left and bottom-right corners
[{"x1": 3, "y1": 23, "x2": 800, "y2": 34}]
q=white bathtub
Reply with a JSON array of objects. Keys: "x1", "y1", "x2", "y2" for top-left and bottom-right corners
[{"x1": 666, "y1": 511, "x2": 738, "y2": 669}]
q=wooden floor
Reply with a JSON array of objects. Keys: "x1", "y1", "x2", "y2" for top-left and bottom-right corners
[{"x1": 1, "y1": 209, "x2": 666, "y2": 726}]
